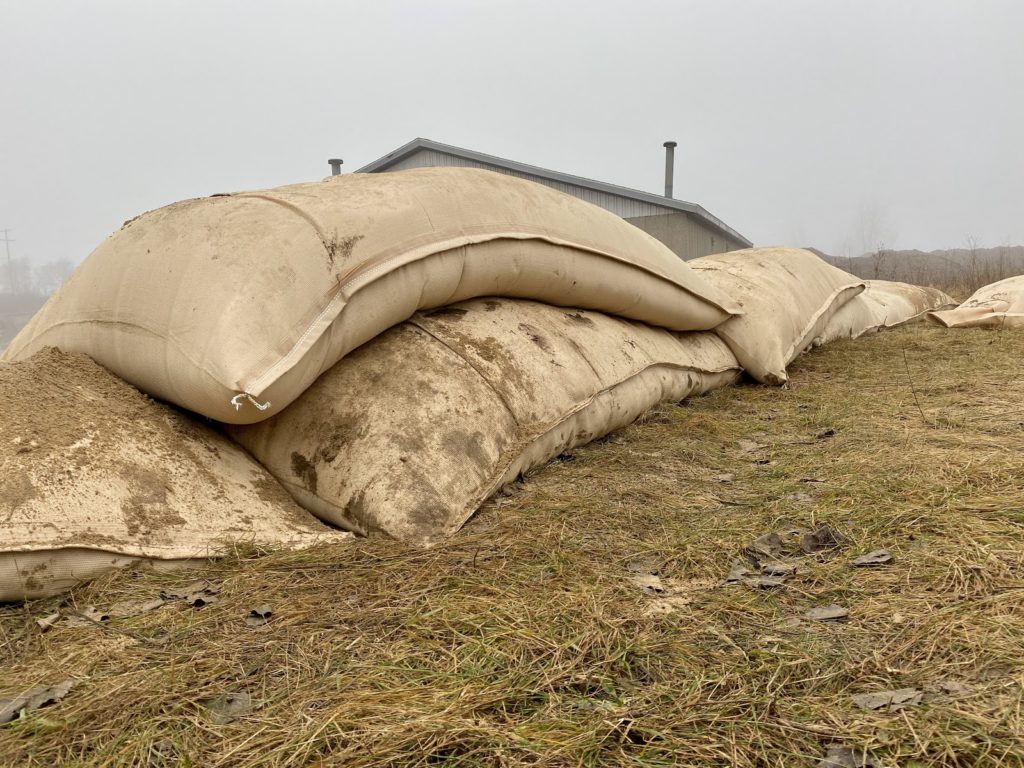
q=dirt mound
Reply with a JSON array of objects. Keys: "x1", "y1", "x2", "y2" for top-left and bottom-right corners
[{"x1": 1, "y1": 348, "x2": 346, "y2": 600}]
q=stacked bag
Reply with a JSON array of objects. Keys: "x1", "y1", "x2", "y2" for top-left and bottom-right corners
[
  {"x1": 926, "y1": 275, "x2": 1024, "y2": 329},
  {"x1": 228, "y1": 300, "x2": 741, "y2": 545},
  {"x1": 815, "y1": 281, "x2": 956, "y2": 346},
  {"x1": 0, "y1": 168, "x2": 958, "y2": 599},
  {"x1": 6, "y1": 168, "x2": 737, "y2": 423}
]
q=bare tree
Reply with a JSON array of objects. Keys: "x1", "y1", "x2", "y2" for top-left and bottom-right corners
[
  {"x1": 0, "y1": 257, "x2": 34, "y2": 294},
  {"x1": 851, "y1": 200, "x2": 897, "y2": 280},
  {"x1": 869, "y1": 241, "x2": 888, "y2": 280},
  {"x1": 965, "y1": 234, "x2": 981, "y2": 285},
  {"x1": 33, "y1": 258, "x2": 74, "y2": 294}
]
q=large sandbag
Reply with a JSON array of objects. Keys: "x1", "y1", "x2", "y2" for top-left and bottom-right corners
[
  {"x1": 689, "y1": 248, "x2": 865, "y2": 384},
  {"x1": 229, "y1": 299, "x2": 741, "y2": 545},
  {"x1": 926, "y1": 275, "x2": 1024, "y2": 329},
  {"x1": 0, "y1": 348, "x2": 347, "y2": 601},
  {"x1": 815, "y1": 281, "x2": 956, "y2": 344},
  {"x1": 3, "y1": 168, "x2": 739, "y2": 424}
]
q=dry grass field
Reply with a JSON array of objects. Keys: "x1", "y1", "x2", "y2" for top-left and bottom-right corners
[{"x1": 1, "y1": 323, "x2": 1021, "y2": 767}]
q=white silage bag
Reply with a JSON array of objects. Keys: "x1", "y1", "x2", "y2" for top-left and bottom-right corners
[
  {"x1": 229, "y1": 299, "x2": 741, "y2": 545},
  {"x1": 690, "y1": 247, "x2": 865, "y2": 384},
  {"x1": 4, "y1": 168, "x2": 739, "y2": 423},
  {"x1": 816, "y1": 281, "x2": 956, "y2": 344},
  {"x1": 927, "y1": 275, "x2": 1024, "y2": 329}
]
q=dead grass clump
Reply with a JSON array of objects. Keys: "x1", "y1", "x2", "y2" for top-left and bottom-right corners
[{"x1": 1, "y1": 323, "x2": 1022, "y2": 766}]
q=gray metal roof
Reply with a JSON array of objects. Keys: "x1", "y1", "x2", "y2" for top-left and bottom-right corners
[{"x1": 356, "y1": 138, "x2": 752, "y2": 247}]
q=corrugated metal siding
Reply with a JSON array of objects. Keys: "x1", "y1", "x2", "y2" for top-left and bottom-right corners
[
  {"x1": 382, "y1": 150, "x2": 669, "y2": 219},
  {"x1": 624, "y1": 213, "x2": 745, "y2": 260}
]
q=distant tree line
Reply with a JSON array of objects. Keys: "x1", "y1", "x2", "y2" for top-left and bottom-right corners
[
  {"x1": 817, "y1": 244, "x2": 1024, "y2": 299},
  {"x1": 1, "y1": 256, "x2": 74, "y2": 296}
]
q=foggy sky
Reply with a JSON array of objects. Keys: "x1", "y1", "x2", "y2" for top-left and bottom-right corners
[{"x1": 2, "y1": 0, "x2": 1022, "y2": 268}]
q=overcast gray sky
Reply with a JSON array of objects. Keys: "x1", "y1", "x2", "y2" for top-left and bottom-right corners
[{"x1": 2, "y1": 0, "x2": 1022, "y2": 268}]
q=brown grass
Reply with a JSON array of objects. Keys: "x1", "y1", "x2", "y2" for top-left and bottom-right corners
[{"x1": 1, "y1": 324, "x2": 1022, "y2": 767}]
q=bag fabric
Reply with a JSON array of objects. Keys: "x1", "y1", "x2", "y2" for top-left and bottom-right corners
[
  {"x1": 815, "y1": 281, "x2": 956, "y2": 344},
  {"x1": 0, "y1": 348, "x2": 346, "y2": 601},
  {"x1": 229, "y1": 299, "x2": 741, "y2": 545},
  {"x1": 689, "y1": 248, "x2": 865, "y2": 385},
  {"x1": 3, "y1": 168, "x2": 739, "y2": 424},
  {"x1": 926, "y1": 275, "x2": 1024, "y2": 329}
]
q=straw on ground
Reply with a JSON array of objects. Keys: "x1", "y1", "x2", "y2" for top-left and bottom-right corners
[{"x1": 1, "y1": 324, "x2": 1021, "y2": 767}]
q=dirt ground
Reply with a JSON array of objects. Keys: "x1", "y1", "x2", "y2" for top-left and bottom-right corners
[{"x1": 1, "y1": 324, "x2": 1022, "y2": 767}]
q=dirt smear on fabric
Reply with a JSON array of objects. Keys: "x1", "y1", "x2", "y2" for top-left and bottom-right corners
[{"x1": 1, "y1": 347, "x2": 337, "y2": 560}]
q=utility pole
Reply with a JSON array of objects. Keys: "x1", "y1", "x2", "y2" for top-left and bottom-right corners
[{"x1": 1, "y1": 229, "x2": 13, "y2": 293}]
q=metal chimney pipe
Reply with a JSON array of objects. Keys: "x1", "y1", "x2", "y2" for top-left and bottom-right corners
[
  {"x1": 663, "y1": 141, "x2": 677, "y2": 198},
  {"x1": 328, "y1": 158, "x2": 344, "y2": 176}
]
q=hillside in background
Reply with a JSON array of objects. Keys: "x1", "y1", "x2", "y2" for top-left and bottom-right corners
[{"x1": 814, "y1": 245, "x2": 1024, "y2": 296}]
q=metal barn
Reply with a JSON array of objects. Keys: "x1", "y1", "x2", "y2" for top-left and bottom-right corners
[{"x1": 354, "y1": 138, "x2": 751, "y2": 260}]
